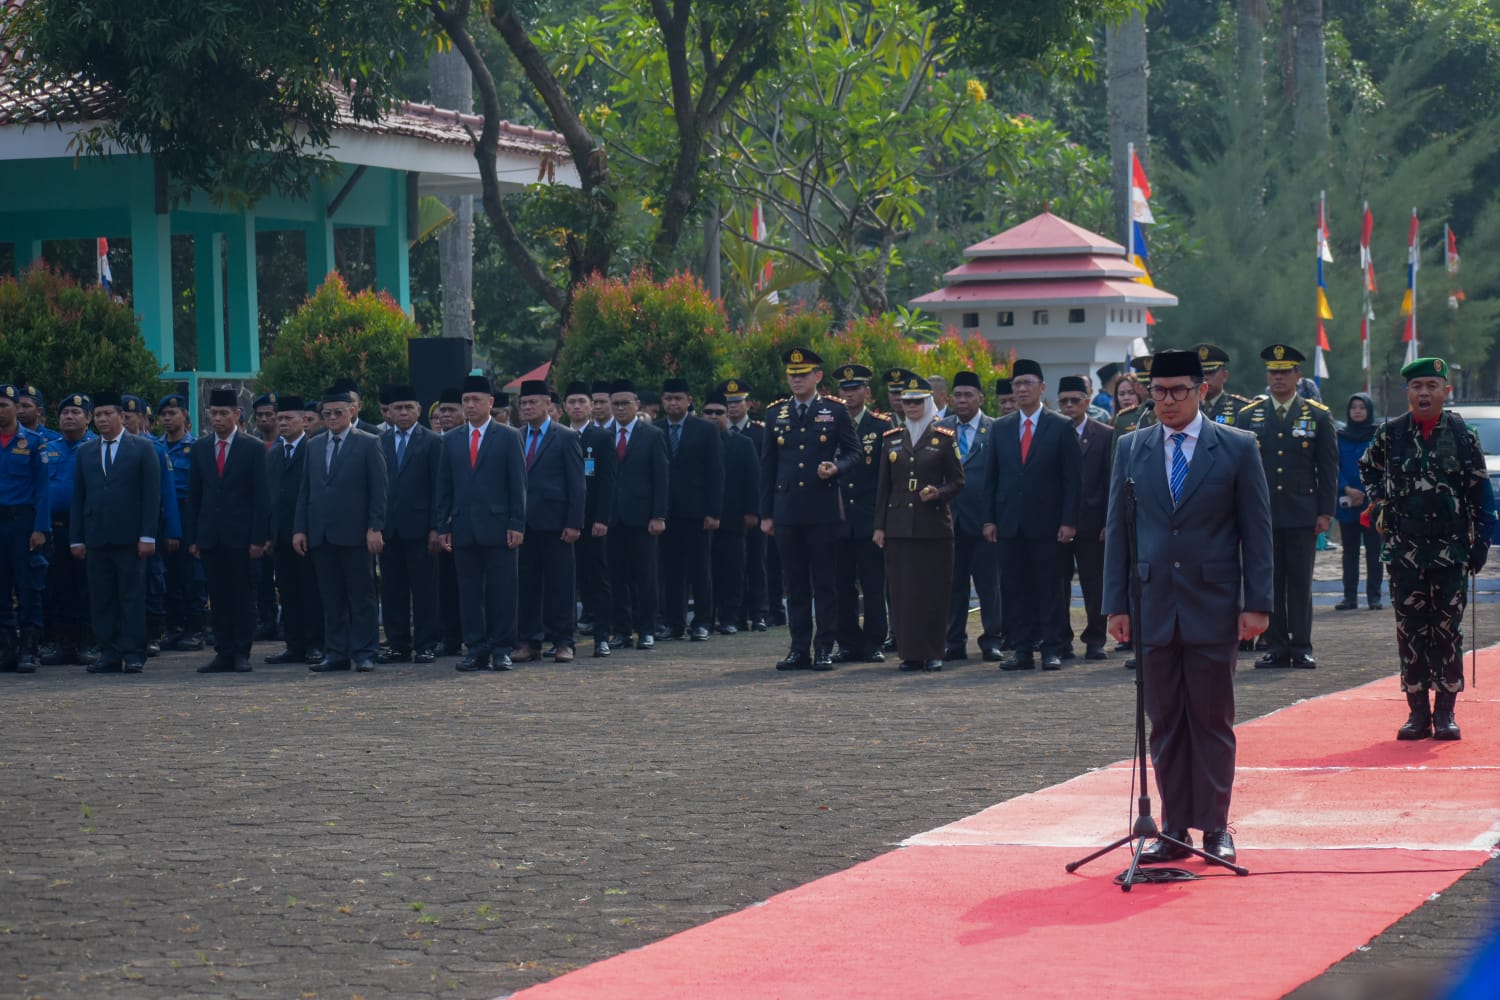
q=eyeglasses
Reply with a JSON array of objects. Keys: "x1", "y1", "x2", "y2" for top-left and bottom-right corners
[
  {"x1": 1010, "y1": 378, "x2": 1041, "y2": 389},
  {"x1": 1149, "y1": 384, "x2": 1199, "y2": 402},
  {"x1": 702, "y1": 408, "x2": 726, "y2": 416},
  {"x1": 1057, "y1": 396, "x2": 1087, "y2": 406}
]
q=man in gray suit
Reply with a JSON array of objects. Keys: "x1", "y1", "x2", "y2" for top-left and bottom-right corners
[
  {"x1": 70, "y1": 391, "x2": 160, "y2": 674},
  {"x1": 940, "y1": 370, "x2": 1001, "y2": 661},
  {"x1": 294, "y1": 387, "x2": 388, "y2": 673},
  {"x1": 1104, "y1": 349, "x2": 1273, "y2": 866}
]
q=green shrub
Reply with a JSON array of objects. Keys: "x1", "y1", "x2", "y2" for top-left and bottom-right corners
[
  {"x1": 0, "y1": 265, "x2": 167, "y2": 405},
  {"x1": 257, "y1": 273, "x2": 418, "y2": 422}
]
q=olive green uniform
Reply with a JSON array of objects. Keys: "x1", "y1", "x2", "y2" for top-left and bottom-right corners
[{"x1": 1202, "y1": 390, "x2": 1251, "y2": 426}]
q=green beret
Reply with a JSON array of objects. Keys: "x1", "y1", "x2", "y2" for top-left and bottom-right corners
[{"x1": 1400, "y1": 356, "x2": 1450, "y2": 381}]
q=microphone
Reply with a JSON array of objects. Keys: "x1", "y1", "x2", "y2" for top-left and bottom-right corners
[{"x1": 1139, "y1": 400, "x2": 1156, "y2": 412}]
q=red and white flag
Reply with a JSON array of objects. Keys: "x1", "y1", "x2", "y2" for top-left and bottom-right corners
[{"x1": 752, "y1": 200, "x2": 778, "y2": 305}]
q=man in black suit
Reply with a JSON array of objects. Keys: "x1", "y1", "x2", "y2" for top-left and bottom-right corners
[
  {"x1": 722, "y1": 378, "x2": 769, "y2": 631},
  {"x1": 982, "y1": 359, "x2": 1081, "y2": 671},
  {"x1": 831, "y1": 364, "x2": 891, "y2": 663},
  {"x1": 70, "y1": 391, "x2": 160, "y2": 674},
  {"x1": 378, "y1": 385, "x2": 443, "y2": 665},
  {"x1": 939, "y1": 370, "x2": 1001, "y2": 661},
  {"x1": 515, "y1": 379, "x2": 586, "y2": 663},
  {"x1": 658, "y1": 377, "x2": 724, "y2": 642},
  {"x1": 564, "y1": 382, "x2": 617, "y2": 657},
  {"x1": 1057, "y1": 374, "x2": 1114, "y2": 660},
  {"x1": 187, "y1": 388, "x2": 271, "y2": 673},
  {"x1": 700, "y1": 391, "x2": 759, "y2": 634},
  {"x1": 760, "y1": 348, "x2": 862, "y2": 670},
  {"x1": 437, "y1": 374, "x2": 527, "y2": 671},
  {"x1": 265, "y1": 395, "x2": 324, "y2": 666},
  {"x1": 295, "y1": 388, "x2": 387, "y2": 673},
  {"x1": 332, "y1": 377, "x2": 382, "y2": 436},
  {"x1": 432, "y1": 387, "x2": 466, "y2": 655},
  {"x1": 606, "y1": 380, "x2": 669, "y2": 650}
]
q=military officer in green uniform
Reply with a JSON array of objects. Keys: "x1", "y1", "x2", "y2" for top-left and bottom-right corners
[
  {"x1": 1238, "y1": 344, "x2": 1339, "y2": 668},
  {"x1": 1110, "y1": 356, "x2": 1159, "y2": 450},
  {"x1": 1360, "y1": 357, "x2": 1494, "y2": 741},
  {"x1": 1196, "y1": 344, "x2": 1252, "y2": 425}
]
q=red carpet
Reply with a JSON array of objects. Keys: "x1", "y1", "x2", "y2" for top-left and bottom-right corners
[{"x1": 509, "y1": 665, "x2": 1500, "y2": 999}]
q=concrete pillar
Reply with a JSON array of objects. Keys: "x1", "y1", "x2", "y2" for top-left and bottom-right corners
[
  {"x1": 194, "y1": 231, "x2": 226, "y2": 374},
  {"x1": 128, "y1": 203, "x2": 173, "y2": 368},
  {"x1": 306, "y1": 214, "x2": 336, "y2": 298},
  {"x1": 374, "y1": 171, "x2": 411, "y2": 315},
  {"x1": 224, "y1": 212, "x2": 260, "y2": 374}
]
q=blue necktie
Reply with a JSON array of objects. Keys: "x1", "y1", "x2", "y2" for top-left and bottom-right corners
[
  {"x1": 959, "y1": 423, "x2": 972, "y2": 460},
  {"x1": 670, "y1": 423, "x2": 681, "y2": 455},
  {"x1": 1169, "y1": 432, "x2": 1188, "y2": 506},
  {"x1": 396, "y1": 431, "x2": 407, "y2": 469}
]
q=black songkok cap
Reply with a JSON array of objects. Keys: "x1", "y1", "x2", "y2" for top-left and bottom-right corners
[
  {"x1": 322, "y1": 389, "x2": 355, "y2": 405},
  {"x1": 208, "y1": 388, "x2": 238, "y2": 408},
  {"x1": 519, "y1": 380, "x2": 551, "y2": 398},
  {"x1": 93, "y1": 389, "x2": 123, "y2": 409},
  {"x1": 1150, "y1": 349, "x2": 1204, "y2": 380},
  {"x1": 565, "y1": 381, "x2": 590, "y2": 398},
  {"x1": 461, "y1": 374, "x2": 493, "y2": 396},
  {"x1": 662, "y1": 377, "x2": 691, "y2": 395},
  {"x1": 1011, "y1": 359, "x2": 1043, "y2": 381},
  {"x1": 386, "y1": 385, "x2": 418, "y2": 404},
  {"x1": 993, "y1": 378, "x2": 1013, "y2": 395},
  {"x1": 952, "y1": 371, "x2": 983, "y2": 391},
  {"x1": 1057, "y1": 375, "x2": 1089, "y2": 395},
  {"x1": 439, "y1": 387, "x2": 462, "y2": 405},
  {"x1": 276, "y1": 395, "x2": 305, "y2": 412},
  {"x1": 591, "y1": 380, "x2": 614, "y2": 396}
]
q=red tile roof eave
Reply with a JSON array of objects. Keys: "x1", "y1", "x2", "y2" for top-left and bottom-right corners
[
  {"x1": 910, "y1": 282, "x2": 1179, "y2": 307},
  {"x1": 963, "y1": 212, "x2": 1127, "y2": 258},
  {"x1": 942, "y1": 257, "x2": 1145, "y2": 283}
]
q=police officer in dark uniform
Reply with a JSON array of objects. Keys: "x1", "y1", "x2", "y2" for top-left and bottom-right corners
[
  {"x1": 830, "y1": 364, "x2": 891, "y2": 663},
  {"x1": 0, "y1": 383, "x2": 50, "y2": 672},
  {"x1": 17, "y1": 385, "x2": 61, "y2": 443},
  {"x1": 761, "y1": 348, "x2": 862, "y2": 670},
  {"x1": 39, "y1": 393, "x2": 96, "y2": 665},
  {"x1": 1239, "y1": 344, "x2": 1338, "y2": 668},
  {"x1": 1360, "y1": 357, "x2": 1495, "y2": 741},
  {"x1": 1196, "y1": 344, "x2": 1251, "y2": 425},
  {"x1": 157, "y1": 393, "x2": 208, "y2": 652},
  {"x1": 121, "y1": 394, "x2": 182, "y2": 656},
  {"x1": 722, "y1": 378, "x2": 770, "y2": 630}
]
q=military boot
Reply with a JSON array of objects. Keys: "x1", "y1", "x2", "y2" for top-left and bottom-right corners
[
  {"x1": 145, "y1": 613, "x2": 165, "y2": 657},
  {"x1": 17, "y1": 627, "x2": 40, "y2": 673},
  {"x1": 1432, "y1": 690, "x2": 1462, "y2": 741},
  {"x1": 1396, "y1": 691, "x2": 1433, "y2": 741}
]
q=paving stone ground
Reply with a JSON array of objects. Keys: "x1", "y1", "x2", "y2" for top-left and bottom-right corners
[{"x1": 2, "y1": 587, "x2": 1497, "y2": 999}]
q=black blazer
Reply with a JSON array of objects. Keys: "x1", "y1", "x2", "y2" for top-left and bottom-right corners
[
  {"x1": 521, "y1": 421, "x2": 586, "y2": 533},
  {"x1": 436, "y1": 420, "x2": 527, "y2": 546},
  {"x1": 1076, "y1": 416, "x2": 1114, "y2": 539},
  {"x1": 985, "y1": 408, "x2": 1081, "y2": 539},
  {"x1": 295, "y1": 428, "x2": 388, "y2": 547},
  {"x1": 611, "y1": 419, "x2": 669, "y2": 527},
  {"x1": 186, "y1": 432, "x2": 270, "y2": 550},
  {"x1": 842, "y1": 408, "x2": 894, "y2": 539},
  {"x1": 578, "y1": 424, "x2": 617, "y2": 527},
  {"x1": 71, "y1": 434, "x2": 160, "y2": 547},
  {"x1": 719, "y1": 429, "x2": 761, "y2": 528},
  {"x1": 938, "y1": 412, "x2": 997, "y2": 538},
  {"x1": 266, "y1": 435, "x2": 311, "y2": 545},
  {"x1": 664, "y1": 415, "x2": 724, "y2": 520},
  {"x1": 382, "y1": 423, "x2": 442, "y2": 540}
]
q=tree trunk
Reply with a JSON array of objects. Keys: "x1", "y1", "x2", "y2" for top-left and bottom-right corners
[
  {"x1": 702, "y1": 199, "x2": 721, "y2": 299},
  {"x1": 1237, "y1": 0, "x2": 1269, "y2": 220},
  {"x1": 1106, "y1": 12, "x2": 1149, "y2": 249},
  {"x1": 1292, "y1": 0, "x2": 1330, "y2": 159},
  {"x1": 428, "y1": 48, "x2": 474, "y2": 342},
  {"x1": 1279, "y1": 0, "x2": 1297, "y2": 101}
]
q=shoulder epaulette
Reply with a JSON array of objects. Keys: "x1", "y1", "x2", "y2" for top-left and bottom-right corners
[
  {"x1": 1226, "y1": 392, "x2": 1251, "y2": 404},
  {"x1": 883, "y1": 426, "x2": 903, "y2": 437},
  {"x1": 824, "y1": 394, "x2": 846, "y2": 406},
  {"x1": 1238, "y1": 398, "x2": 1265, "y2": 415},
  {"x1": 1115, "y1": 404, "x2": 1139, "y2": 419},
  {"x1": 1305, "y1": 398, "x2": 1330, "y2": 412},
  {"x1": 932, "y1": 425, "x2": 955, "y2": 438}
]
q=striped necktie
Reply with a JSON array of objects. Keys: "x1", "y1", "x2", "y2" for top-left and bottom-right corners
[{"x1": 1169, "y1": 432, "x2": 1188, "y2": 506}]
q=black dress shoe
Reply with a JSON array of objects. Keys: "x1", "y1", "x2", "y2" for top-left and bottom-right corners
[
  {"x1": 1059, "y1": 648, "x2": 1076, "y2": 661},
  {"x1": 1293, "y1": 652, "x2": 1317, "y2": 669},
  {"x1": 943, "y1": 646, "x2": 968, "y2": 662},
  {"x1": 1139, "y1": 831, "x2": 1193, "y2": 864},
  {"x1": 493, "y1": 654, "x2": 513, "y2": 671},
  {"x1": 311, "y1": 659, "x2": 352, "y2": 672},
  {"x1": 1334, "y1": 599, "x2": 1359, "y2": 610},
  {"x1": 690, "y1": 626, "x2": 711, "y2": 641},
  {"x1": 867, "y1": 650, "x2": 885, "y2": 663},
  {"x1": 1124, "y1": 657, "x2": 1137, "y2": 670},
  {"x1": 750, "y1": 618, "x2": 768, "y2": 632},
  {"x1": 413, "y1": 648, "x2": 436, "y2": 664},
  {"x1": 1041, "y1": 655, "x2": 1063, "y2": 671},
  {"x1": 304, "y1": 648, "x2": 326, "y2": 665},
  {"x1": 1000, "y1": 653, "x2": 1035, "y2": 671},
  {"x1": 353, "y1": 659, "x2": 375, "y2": 672},
  {"x1": 145, "y1": 638, "x2": 161, "y2": 658},
  {"x1": 233, "y1": 656, "x2": 252, "y2": 673},
  {"x1": 776, "y1": 650, "x2": 811, "y2": 671},
  {"x1": 87, "y1": 660, "x2": 124, "y2": 674},
  {"x1": 831, "y1": 648, "x2": 859, "y2": 663},
  {"x1": 264, "y1": 648, "x2": 304, "y2": 664},
  {"x1": 1084, "y1": 645, "x2": 1108, "y2": 661},
  {"x1": 636, "y1": 634, "x2": 655, "y2": 650},
  {"x1": 593, "y1": 640, "x2": 612, "y2": 658},
  {"x1": 1202, "y1": 829, "x2": 1237, "y2": 864},
  {"x1": 1114, "y1": 641, "x2": 1132, "y2": 652},
  {"x1": 455, "y1": 654, "x2": 490, "y2": 672},
  {"x1": 122, "y1": 659, "x2": 144, "y2": 674},
  {"x1": 981, "y1": 646, "x2": 1002, "y2": 662},
  {"x1": 811, "y1": 649, "x2": 835, "y2": 671},
  {"x1": 882, "y1": 636, "x2": 898, "y2": 652},
  {"x1": 197, "y1": 656, "x2": 235, "y2": 673},
  {"x1": 376, "y1": 647, "x2": 411, "y2": 664},
  {"x1": 40, "y1": 646, "x2": 77, "y2": 666},
  {"x1": 1368, "y1": 601, "x2": 1384, "y2": 611},
  {"x1": 435, "y1": 641, "x2": 464, "y2": 657},
  {"x1": 607, "y1": 633, "x2": 632, "y2": 649},
  {"x1": 1255, "y1": 653, "x2": 1292, "y2": 669},
  {"x1": 576, "y1": 620, "x2": 596, "y2": 636},
  {"x1": 657, "y1": 627, "x2": 685, "y2": 640},
  {"x1": 715, "y1": 623, "x2": 739, "y2": 635},
  {"x1": 924, "y1": 659, "x2": 943, "y2": 672},
  {"x1": 898, "y1": 660, "x2": 924, "y2": 672}
]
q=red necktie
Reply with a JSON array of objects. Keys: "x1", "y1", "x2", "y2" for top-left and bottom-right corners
[
  {"x1": 469, "y1": 428, "x2": 480, "y2": 469},
  {"x1": 216, "y1": 439, "x2": 227, "y2": 477},
  {"x1": 1020, "y1": 418, "x2": 1033, "y2": 463},
  {"x1": 525, "y1": 427, "x2": 540, "y2": 469},
  {"x1": 617, "y1": 427, "x2": 628, "y2": 460}
]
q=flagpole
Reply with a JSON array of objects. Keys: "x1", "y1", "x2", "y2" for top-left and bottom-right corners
[
  {"x1": 1361, "y1": 201, "x2": 1373, "y2": 394},
  {"x1": 1410, "y1": 208, "x2": 1420, "y2": 364},
  {"x1": 1124, "y1": 142, "x2": 1135, "y2": 259}
]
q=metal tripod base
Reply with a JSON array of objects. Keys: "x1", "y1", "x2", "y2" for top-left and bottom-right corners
[{"x1": 1067, "y1": 813, "x2": 1249, "y2": 891}]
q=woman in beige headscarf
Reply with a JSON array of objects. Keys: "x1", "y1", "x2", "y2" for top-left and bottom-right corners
[{"x1": 873, "y1": 375, "x2": 965, "y2": 671}]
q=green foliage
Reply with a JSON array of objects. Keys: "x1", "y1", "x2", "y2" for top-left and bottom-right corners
[
  {"x1": 0, "y1": 266, "x2": 167, "y2": 404},
  {"x1": 924, "y1": 0, "x2": 1156, "y2": 78},
  {"x1": 5, "y1": 0, "x2": 435, "y2": 205},
  {"x1": 556, "y1": 271, "x2": 730, "y2": 394},
  {"x1": 256, "y1": 274, "x2": 419, "y2": 422}
]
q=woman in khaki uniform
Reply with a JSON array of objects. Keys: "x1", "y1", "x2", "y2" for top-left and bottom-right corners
[{"x1": 873, "y1": 376, "x2": 965, "y2": 672}]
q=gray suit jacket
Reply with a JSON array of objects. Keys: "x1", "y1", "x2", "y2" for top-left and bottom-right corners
[
  {"x1": 1103, "y1": 420, "x2": 1273, "y2": 647},
  {"x1": 938, "y1": 412, "x2": 995, "y2": 537},
  {"x1": 295, "y1": 427, "x2": 388, "y2": 547},
  {"x1": 71, "y1": 434, "x2": 160, "y2": 547}
]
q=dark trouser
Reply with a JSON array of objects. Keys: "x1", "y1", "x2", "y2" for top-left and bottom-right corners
[
  {"x1": 380, "y1": 536, "x2": 439, "y2": 652},
  {"x1": 454, "y1": 543, "x2": 518, "y2": 657},
  {"x1": 1143, "y1": 628, "x2": 1238, "y2": 832},
  {"x1": 45, "y1": 516, "x2": 90, "y2": 645},
  {"x1": 766, "y1": 538, "x2": 786, "y2": 619},
  {"x1": 312, "y1": 544, "x2": 379, "y2": 664},
  {"x1": 608, "y1": 524, "x2": 658, "y2": 639},
  {"x1": 274, "y1": 541, "x2": 323, "y2": 654},
  {"x1": 1269, "y1": 525, "x2": 1317, "y2": 657},
  {"x1": 1340, "y1": 519, "x2": 1384, "y2": 602},
  {"x1": 1068, "y1": 531, "x2": 1108, "y2": 649},
  {"x1": 86, "y1": 544, "x2": 148, "y2": 664},
  {"x1": 253, "y1": 552, "x2": 277, "y2": 632},
  {"x1": 946, "y1": 532, "x2": 1001, "y2": 653},
  {"x1": 146, "y1": 549, "x2": 166, "y2": 618},
  {"x1": 437, "y1": 549, "x2": 462, "y2": 648},
  {"x1": 1390, "y1": 562, "x2": 1468, "y2": 694},
  {"x1": 576, "y1": 532, "x2": 611, "y2": 638},
  {"x1": 999, "y1": 536, "x2": 1069, "y2": 656},
  {"x1": 662, "y1": 516, "x2": 712, "y2": 632},
  {"x1": 519, "y1": 530, "x2": 577, "y2": 648},
  {"x1": 711, "y1": 528, "x2": 747, "y2": 626},
  {"x1": 744, "y1": 529, "x2": 768, "y2": 620},
  {"x1": 776, "y1": 522, "x2": 838, "y2": 654},
  {"x1": 0, "y1": 513, "x2": 42, "y2": 631},
  {"x1": 202, "y1": 546, "x2": 254, "y2": 657},
  {"x1": 835, "y1": 533, "x2": 887, "y2": 657},
  {"x1": 887, "y1": 537, "x2": 952, "y2": 663},
  {"x1": 163, "y1": 541, "x2": 200, "y2": 633}
]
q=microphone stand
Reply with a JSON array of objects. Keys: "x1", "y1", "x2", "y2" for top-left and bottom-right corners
[{"x1": 1066, "y1": 400, "x2": 1250, "y2": 889}]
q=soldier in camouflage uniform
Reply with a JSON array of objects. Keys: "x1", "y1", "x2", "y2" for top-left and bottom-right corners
[
  {"x1": 1360, "y1": 357, "x2": 1494, "y2": 742},
  {"x1": 1195, "y1": 344, "x2": 1252, "y2": 425}
]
